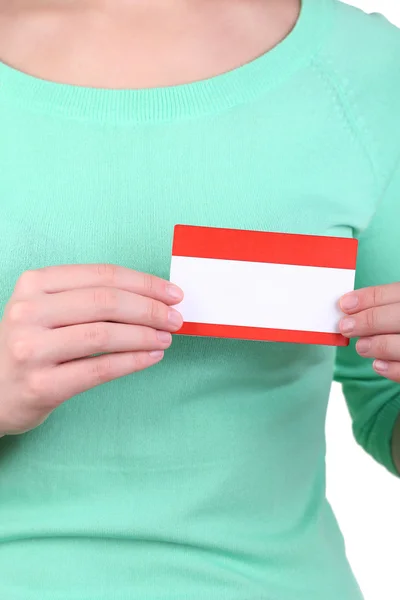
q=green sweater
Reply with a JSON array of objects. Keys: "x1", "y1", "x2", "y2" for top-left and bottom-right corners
[{"x1": 1, "y1": 1, "x2": 400, "y2": 598}]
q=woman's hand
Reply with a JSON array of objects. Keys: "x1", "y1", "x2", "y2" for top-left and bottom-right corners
[
  {"x1": 0, "y1": 264, "x2": 183, "y2": 436},
  {"x1": 340, "y1": 283, "x2": 400, "y2": 382}
]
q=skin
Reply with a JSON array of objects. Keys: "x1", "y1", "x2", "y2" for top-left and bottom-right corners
[
  {"x1": 340, "y1": 286, "x2": 400, "y2": 473},
  {"x1": 0, "y1": 0, "x2": 300, "y2": 89},
  {"x1": 0, "y1": 1, "x2": 398, "y2": 475},
  {"x1": 0, "y1": 265, "x2": 184, "y2": 435}
]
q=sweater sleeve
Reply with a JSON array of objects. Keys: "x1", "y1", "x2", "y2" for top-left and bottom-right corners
[{"x1": 334, "y1": 160, "x2": 400, "y2": 476}]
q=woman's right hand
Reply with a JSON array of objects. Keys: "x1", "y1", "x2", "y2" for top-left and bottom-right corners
[{"x1": 0, "y1": 264, "x2": 183, "y2": 436}]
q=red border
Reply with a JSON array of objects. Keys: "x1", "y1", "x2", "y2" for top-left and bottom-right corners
[
  {"x1": 172, "y1": 225, "x2": 358, "y2": 270},
  {"x1": 176, "y1": 322, "x2": 348, "y2": 347}
]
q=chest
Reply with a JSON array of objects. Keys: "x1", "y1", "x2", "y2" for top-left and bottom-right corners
[
  {"x1": 0, "y1": 100, "x2": 374, "y2": 310},
  {"x1": 0, "y1": 99, "x2": 371, "y2": 458}
]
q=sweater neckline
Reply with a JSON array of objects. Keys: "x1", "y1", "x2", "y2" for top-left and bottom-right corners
[{"x1": 0, "y1": 0, "x2": 330, "y2": 123}]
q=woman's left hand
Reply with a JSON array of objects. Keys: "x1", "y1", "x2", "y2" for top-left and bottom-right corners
[{"x1": 340, "y1": 283, "x2": 400, "y2": 382}]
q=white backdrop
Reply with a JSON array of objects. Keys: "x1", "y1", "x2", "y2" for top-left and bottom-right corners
[{"x1": 327, "y1": 5, "x2": 400, "y2": 599}]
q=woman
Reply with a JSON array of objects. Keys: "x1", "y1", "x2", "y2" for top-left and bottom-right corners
[{"x1": 0, "y1": 0, "x2": 399, "y2": 598}]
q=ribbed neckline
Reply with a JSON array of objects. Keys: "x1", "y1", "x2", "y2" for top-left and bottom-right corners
[{"x1": 0, "y1": 0, "x2": 331, "y2": 123}]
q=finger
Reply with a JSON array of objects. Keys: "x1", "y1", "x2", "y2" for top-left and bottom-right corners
[
  {"x1": 340, "y1": 303, "x2": 400, "y2": 338},
  {"x1": 372, "y1": 360, "x2": 400, "y2": 383},
  {"x1": 14, "y1": 264, "x2": 183, "y2": 305},
  {"x1": 340, "y1": 282, "x2": 400, "y2": 315},
  {"x1": 37, "y1": 323, "x2": 172, "y2": 363},
  {"x1": 356, "y1": 335, "x2": 400, "y2": 361},
  {"x1": 26, "y1": 288, "x2": 183, "y2": 331},
  {"x1": 38, "y1": 351, "x2": 165, "y2": 405}
]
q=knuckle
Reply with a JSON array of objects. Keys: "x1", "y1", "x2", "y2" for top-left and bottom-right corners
[
  {"x1": 91, "y1": 356, "x2": 114, "y2": 385},
  {"x1": 93, "y1": 288, "x2": 118, "y2": 317},
  {"x1": 142, "y1": 272, "x2": 155, "y2": 295},
  {"x1": 7, "y1": 300, "x2": 35, "y2": 325},
  {"x1": 15, "y1": 270, "x2": 43, "y2": 295},
  {"x1": 9, "y1": 337, "x2": 34, "y2": 364},
  {"x1": 365, "y1": 308, "x2": 378, "y2": 330},
  {"x1": 25, "y1": 371, "x2": 49, "y2": 402},
  {"x1": 136, "y1": 328, "x2": 154, "y2": 351},
  {"x1": 143, "y1": 328, "x2": 158, "y2": 347},
  {"x1": 96, "y1": 263, "x2": 118, "y2": 285},
  {"x1": 146, "y1": 299, "x2": 162, "y2": 324},
  {"x1": 85, "y1": 324, "x2": 110, "y2": 352},
  {"x1": 375, "y1": 337, "x2": 388, "y2": 357},
  {"x1": 130, "y1": 352, "x2": 150, "y2": 373},
  {"x1": 130, "y1": 352, "x2": 147, "y2": 372},
  {"x1": 372, "y1": 286, "x2": 384, "y2": 307}
]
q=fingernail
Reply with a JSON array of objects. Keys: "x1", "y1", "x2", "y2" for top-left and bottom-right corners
[
  {"x1": 356, "y1": 339, "x2": 371, "y2": 354},
  {"x1": 341, "y1": 318, "x2": 355, "y2": 333},
  {"x1": 149, "y1": 350, "x2": 164, "y2": 360},
  {"x1": 166, "y1": 284, "x2": 183, "y2": 301},
  {"x1": 156, "y1": 331, "x2": 172, "y2": 344},
  {"x1": 340, "y1": 293, "x2": 359, "y2": 311},
  {"x1": 168, "y1": 309, "x2": 183, "y2": 329},
  {"x1": 374, "y1": 360, "x2": 388, "y2": 372}
]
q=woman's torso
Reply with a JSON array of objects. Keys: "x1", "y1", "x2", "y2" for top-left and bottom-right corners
[{"x1": 0, "y1": 0, "x2": 371, "y2": 598}]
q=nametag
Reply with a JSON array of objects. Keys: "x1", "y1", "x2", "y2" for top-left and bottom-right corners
[{"x1": 170, "y1": 225, "x2": 358, "y2": 346}]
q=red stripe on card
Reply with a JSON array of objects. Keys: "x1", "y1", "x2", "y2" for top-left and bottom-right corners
[
  {"x1": 172, "y1": 225, "x2": 358, "y2": 270},
  {"x1": 176, "y1": 322, "x2": 349, "y2": 347}
]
